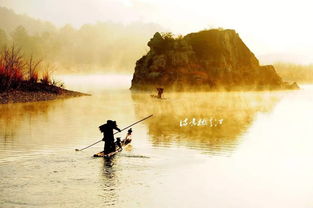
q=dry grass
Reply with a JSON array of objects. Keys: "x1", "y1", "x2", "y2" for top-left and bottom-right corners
[
  {"x1": 40, "y1": 71, "x2": 51, "y2": 85},
  {"x1": 0, "y1": 46, "x2": 25, "y2": 91},
  {"x1": 0, "y1": 45, "x2": 59, "y2": 92}
]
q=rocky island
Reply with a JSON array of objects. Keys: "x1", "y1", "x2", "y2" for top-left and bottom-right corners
[{"x1": 131, "y1": 29, "x2": 299, "y2": 91}]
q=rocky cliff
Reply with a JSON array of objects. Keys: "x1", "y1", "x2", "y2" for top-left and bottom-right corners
[{"x1": 130, "y1": 29, "x2": 299, "y2": 91}]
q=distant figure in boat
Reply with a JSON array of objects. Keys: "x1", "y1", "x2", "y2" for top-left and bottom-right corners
[
  {"x1": 99, "y1": 120, "x2": 121, "y2": 154},
  {"x1": 151, "y1": 88, "x2": 164, "y2": 99},
  {"x1": 157, "y1": 88, "x2": 164, "y2": 99}
]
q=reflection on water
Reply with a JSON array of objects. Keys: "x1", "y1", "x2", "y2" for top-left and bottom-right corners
[
  {"x1": 0, "y1": 88, "x2": 282, "y2": 157},
  {"x1": 132, "y1": 91, "x2": 282, "y2": 154},
  {"x1": 0, "y1": 101, "x2": 58, "y2": 144},
  {"x1": 0, "y1": 76, "x2": 313, "y2": 208},
  {"x1": 102, "y1": 158, "x2": 119, "y2": 207},
  {"x1": 0, "y1": 90, "x2": 135, "y2": 162}
]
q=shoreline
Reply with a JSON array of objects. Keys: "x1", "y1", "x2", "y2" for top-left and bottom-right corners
[{"x1": 0, "y1": 89, "x2": 90, "y2": 104}]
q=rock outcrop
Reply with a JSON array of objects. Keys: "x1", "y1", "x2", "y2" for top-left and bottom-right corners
[{"x1": 130, "y1": 29, "x2": 299, "y2": 91}]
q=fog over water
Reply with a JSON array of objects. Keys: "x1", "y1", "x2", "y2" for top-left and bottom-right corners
[{"x1": 0, "y1": 75, "x2": 313, "y2": 208}]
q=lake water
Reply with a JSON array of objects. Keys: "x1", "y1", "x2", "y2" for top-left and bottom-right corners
[{"x1": 0, "y1": 75, "x2": 313, "y2": 208}]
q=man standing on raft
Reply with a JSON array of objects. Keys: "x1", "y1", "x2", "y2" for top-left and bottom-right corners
[{"x1": 99, "y1": 120, "x2": 121, "y2": 154}]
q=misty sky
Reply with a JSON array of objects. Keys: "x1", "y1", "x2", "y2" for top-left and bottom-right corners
[{"x1": 1, "y1": 0, "x2": 313, "y2": 64}]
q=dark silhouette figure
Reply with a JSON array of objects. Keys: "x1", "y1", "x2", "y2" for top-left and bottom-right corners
[
  {"x1": 99, "y1": 120, "x2": 121, "y2": 154},
  {"x1": 116, "y1": 137, "x2": 122, "y2": 150},
  {"x1": 157, "y1": 88, "x2": 164, "y2": 99}
]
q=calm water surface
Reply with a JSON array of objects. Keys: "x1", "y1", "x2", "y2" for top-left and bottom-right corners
[{"x1": 0, "y1": 75, "x2": 313, "y2": 208}]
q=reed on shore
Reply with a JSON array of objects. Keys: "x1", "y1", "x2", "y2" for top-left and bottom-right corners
[{"x1": 0, "y1": 45, "x2": 88, "y2": 104}]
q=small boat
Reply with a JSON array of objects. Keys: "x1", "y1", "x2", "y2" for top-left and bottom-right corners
[
  {"x1": 150, "y1": 95, "x2": 167, "y2": 100},
  {"x1": 93, "y1": 129, "x2": 132, "y2": 158}
]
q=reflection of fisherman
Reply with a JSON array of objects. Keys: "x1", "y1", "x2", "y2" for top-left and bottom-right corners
[
  {"x1": 100, "y1": 120, "x2": 121, "y2": 154},
  {"x1": 157, "y1": 88, "x2": 164, "y2": 99}
]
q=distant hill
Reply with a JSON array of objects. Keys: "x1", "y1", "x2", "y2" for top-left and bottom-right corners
[
  {"x1": 0, "y1": 7, "x2": 164, "y2": 73},
  {"x1": 274, "y1": 63, "x2": 313, "y2": 83},
  {"x1": 0, "y1": 7, "x2": 56, "y2": 34},
  {"x1": 259, "y1": 53, "x2": 312, "y2": 66}
]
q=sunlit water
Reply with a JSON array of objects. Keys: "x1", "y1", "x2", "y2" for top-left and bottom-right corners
[{"x1": 1, "y1": 75, "x2": 313, "y2": 208}]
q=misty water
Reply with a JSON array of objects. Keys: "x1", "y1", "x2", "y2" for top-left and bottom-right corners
[{"x1": 0, "y1": 75, "x2": 313, "y2": 208}]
